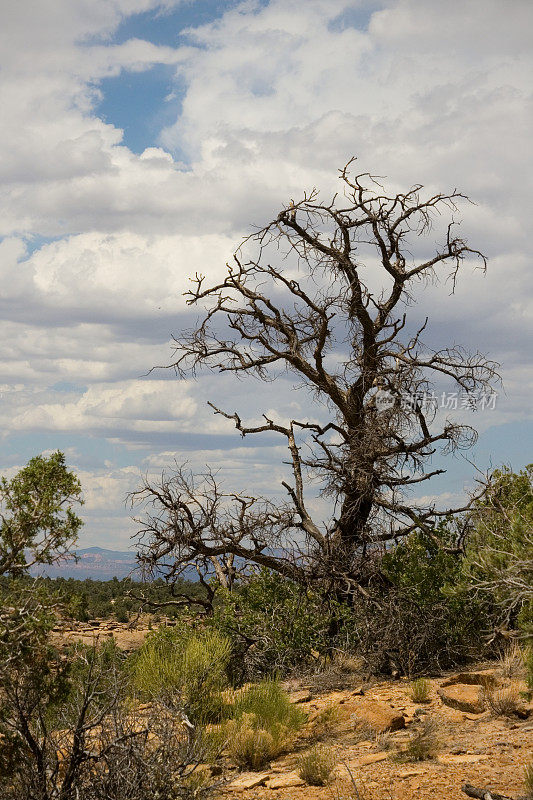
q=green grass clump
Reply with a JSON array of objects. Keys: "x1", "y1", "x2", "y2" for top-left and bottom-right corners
[
  {"x1": 297, "y1": 744, "x2": 336, "y2": 786},
  {"x1": 132, "y1": 625, "x2": 231, "y2": 724},
  {"x1": 227, "y1": 680, "x2": 306, "y2": 769},
  {"x1": 409, "y1": 677, "x2": 431, "y2": 703},
  {"x1": 232, "y1": 679, "x2": 306, "y2": 733},
  {"x1": 227, "y1": 717, "x2": 277, "y2": 770}
]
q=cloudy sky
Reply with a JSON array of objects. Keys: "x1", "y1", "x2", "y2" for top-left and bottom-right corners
[{"x1": 1, "y1": 0, "x2": 531, "y2": 550}]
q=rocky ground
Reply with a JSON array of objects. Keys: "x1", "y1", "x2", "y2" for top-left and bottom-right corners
[
  {"x1": 51, "y1": 621, "x2": 532, "y2": 799},
  {"x1": 223, "y1": 668, "x2": 532, "y2": 800},
  {"x1": 51, "y1": 617, "x2": 157, "y2": 652}
]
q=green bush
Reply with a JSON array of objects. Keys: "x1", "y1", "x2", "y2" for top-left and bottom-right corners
[
  {"x1": 361, "y1": 523, "x2": 491, "y2": 675},
  {"x1": 232, "y1": 679, "x2": 306, "y2": 732},
  {"x1": 211, "y1": 569, "x2": 350, "y2": 679},
  {"x1": 397, "y1": 718, "x2": 439, "y2": 762},
  {"x1": 132, "y1": 624, "x2": 231, "y2": 723},
  {"x1": 460, "y1": 465, "x2": 533, "y2": 635},
  {"x1": 67, "y1": 593, "x2": 90, "y2": 622},
  {"x1": 226, "y1": 680, "x2": 306, "y2": 769},
  {"x1": 227, "y1": 719, "x2": 277, "y2": 770},
  {"x1": 311, "y1": 702, "x2": 341, "y2": 740},
  {"x1": 114, "y1": 603, "x2": 129, "y2": 623}
]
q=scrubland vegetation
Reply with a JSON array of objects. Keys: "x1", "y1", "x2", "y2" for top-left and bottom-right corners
[
  {"x1": 1, "y1": 168, "x2": 532, "y2": 798},
  {"x1": 1, "y1": 452, "x2": 531, "y2": 799}
]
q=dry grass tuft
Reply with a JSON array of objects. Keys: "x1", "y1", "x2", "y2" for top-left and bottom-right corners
[
  {"x1": 297, "y1": 744, "x2": 336, "y2": 786},
  {"x1": 374, "y1": 731, "x2": 394, "y2": 751},
  {"x1": 225, "y1": 680, "x2": 306, "y2": 769},
  {"x1": 499, "y1": 640, "x2": 526, "y2": 679},
  {"x1": 227, "y1": 719, "x2": 276, "y2": 770},
  {"x1": 308, "y1": 651, "x2": 366, "y2": 692},
  {"x1": 396, "y1": 717, "x2": 439, "y2": 762},
  {"x1": 312, "y1": 702, "x2": 341, "y2": 740},
  {"x1": 483, "y1": 686, "x2": 522, "y2": 718},
  {"x1": 409, "y1": 677, "x2": 431, "y2": 703},
  {"x1": 350, "y1": 716, "x2": 377, "y2": 744}
]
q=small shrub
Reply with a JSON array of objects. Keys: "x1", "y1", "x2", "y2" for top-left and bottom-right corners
[
  {"x1": 181, "y1": 765, "x2": 215, "y2": 797},
  {"x1": 298, "y1": 744, "x2": 336, "y2": 786},
  {"x1": 499, "y1": 641, "x2": 525, "y2": 679},
  {"x1": 409, "y1": 677, "x2": 431, "y2": 703},
  {"x1": 484, "y1": 686, "x2": 522, "y2": 718},
  {"x1": 232, "y1": 679, "x2": 306, "y2": 734},
  {"x1": 227, "y1": 680, "x2": 306, "y2": 769},
  {"x1": 197, "y1": 724, "x2": 228, "y2": 765},
  {"x1": 397, "y1": 718, "x2": 438, "y2": 762},
  {"x1": 132, "y1": 625, "x2": 231, "y2": 723},
  {"x1": 308, "y1": 651, "x2": 365, "y2": 693},
  {"x1": 114, "y1": 604, "x2": 129, "y2": 623},
  {"x1": 312, "y1": 702, "x2": 341, "y2": 740},
  {"x1": 524, "y1": 761, "x2": 533, "y2": 799},
  {"x1": 374, "y1": 731, "x2": 394, "y2": 751},
  {"x1": 350, "y1": 716, "x2": 377, "y2": 743},
  {"x1": 227, "y1": 717, "x2": 277, "y2": 770}
]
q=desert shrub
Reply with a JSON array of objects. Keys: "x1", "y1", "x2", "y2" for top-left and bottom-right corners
[
  {"x1": 307, "y1": 651, "x2": 366, "y2": 693},
  {"x1": 350, "y1": 716, "x2": 378, "y2": 743},
  {"x1": 298, "y1": 744, "x2": 336, "y2": 785},
  {"x1": 114, "y1": 602, "x2": 129, "y2": 623},
  {"x1": 212, "y1": 569, "x2": 356, "y2": 680},
  {"x1": 233, "y1": 679, "x2": 306, "y2": 733},
  {"x1": 227, "y1": 717, "x2": 277, "y2": 769},
  {"x1": 226, "y1": 680, "x2": 306, "y2": 768},
  {"x1": 353, "y1": 524, "x2": 490, "y2": 675},
  {"x1": 397, "y1": 718, "x2": 439, "y2": 761},
  {"x1": 132, "y1": 624, "x2": 231, "y2": 723},
  {"x1": 374, "y1": 731, "x2": 394, "y2": 751},
  {"x1": 0, "y1": 640, "x2": 216, "y2": 800},
  {"x1": 483, "y1": 686, "x2": 523, "y2": 718},
  {"x1": 460, "y1": 465, "x2": 533, "y2": 636},
  {"x1": 499, "y1": 640, "x2": 526, "y2": 679},
  {"x1": 67, "y1": 592, "x2": 90, "y2": 622},
  {"x1": 409, "y1": 678, "x2": 431, "y2": 703},
  {"x1": 56, "y1": 639, "x2": 126, "y2": 725},
  {"x1": 312, "y1": 702, "x2": 341, "y2": 740}
]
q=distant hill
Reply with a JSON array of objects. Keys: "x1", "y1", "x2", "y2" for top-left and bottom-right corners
[{"x1": 30, "y1": 547, "x2": 140, "y2": 581}]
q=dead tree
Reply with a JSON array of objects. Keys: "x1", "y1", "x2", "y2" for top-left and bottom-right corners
[
  {"x1": 462, "y1": 783, "x2": 526, "y2": 800},
  {"x1": 134, "y1": 161, "x2": 499, "y2": 604},
  {"x1": 0, "y1": 641, "x2": 217, "y2": 800}
]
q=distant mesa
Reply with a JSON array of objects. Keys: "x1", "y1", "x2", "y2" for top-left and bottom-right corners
[{"x1": 30, "y1": 547, "x2": 139, "y2": 581}]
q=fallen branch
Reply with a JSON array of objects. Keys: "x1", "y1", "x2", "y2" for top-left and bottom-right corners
[{"x1": 461, "y1": 783, "x2": 518, "y2": 800}]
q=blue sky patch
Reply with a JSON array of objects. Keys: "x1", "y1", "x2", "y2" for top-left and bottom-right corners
[
  {"x1": 96, "y1": 63, "x2": 180, "y2": 154},
  {"x1": 23, "y1": 235, "x2": 64, "y2": 259},
  {"x1": 329, "y1": 2, "x2": 385, "y2": 33},
  {"x1": 111, "y1": 1, "x2": 242, "y2": 49}
]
